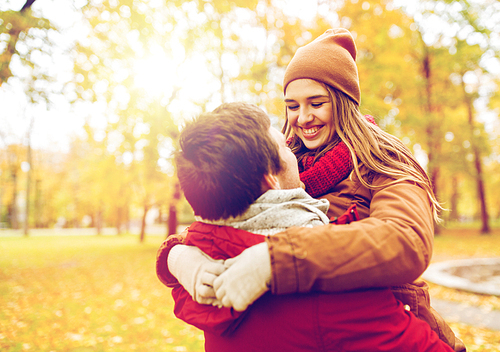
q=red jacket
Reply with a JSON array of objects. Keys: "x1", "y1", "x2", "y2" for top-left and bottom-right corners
[{"x1": 168, "y1": 221, "x2": 454, "y2": 352}]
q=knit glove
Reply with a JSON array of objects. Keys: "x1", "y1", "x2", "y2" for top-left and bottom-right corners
[
  {"x1": 168, "y1": 244, "x2": 226, "y2": 305},
  {"x1": 214, "y1": 242, "x2": 271, "y2": 312}
]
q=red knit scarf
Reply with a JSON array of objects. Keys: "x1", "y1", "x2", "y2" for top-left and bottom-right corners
[{"x1": 295, "y1": 115, "x2": 376, "y2": 198}]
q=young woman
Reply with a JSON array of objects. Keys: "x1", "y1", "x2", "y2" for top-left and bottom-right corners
[{"x1": 216, "y1": 28, "x2": 464, "y2": 352}]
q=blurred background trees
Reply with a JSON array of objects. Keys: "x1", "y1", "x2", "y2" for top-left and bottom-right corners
[{"x1": 1, "y1": 0, "x2": 499, "y2": 238}]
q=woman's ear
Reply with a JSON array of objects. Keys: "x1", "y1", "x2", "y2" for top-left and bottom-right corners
[{"x1": 262, "y1": 173, "x2": 280, "y2": 191}]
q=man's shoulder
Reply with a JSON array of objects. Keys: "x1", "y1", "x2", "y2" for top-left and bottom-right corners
[
  {"x1": 189, "y1": 221, "x2": 257, "y2": 237},
  {"x1": 186, "y1": 221, "x2": 266, "y2": 259}
]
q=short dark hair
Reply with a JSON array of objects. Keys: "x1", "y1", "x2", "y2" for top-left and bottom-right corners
[{"x1": 176, "y1": 102, "x2": 283, "y2": 220}]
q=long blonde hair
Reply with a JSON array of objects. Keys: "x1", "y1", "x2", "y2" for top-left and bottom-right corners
[{"x1": 282, "y1": 84, "x2": 442, "y2": 223}]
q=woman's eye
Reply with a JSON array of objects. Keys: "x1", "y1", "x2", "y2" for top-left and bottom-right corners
[
  {"x1": 287, "y1": 105, "x2": 299, "y2": 111},
  {"x1": 312, "y1": 102, "x2": 325, "y2": 108}
]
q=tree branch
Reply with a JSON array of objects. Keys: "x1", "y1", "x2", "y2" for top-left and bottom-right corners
[{"x1": 21, "y1": 0, "x2": 37, "y2": 12}]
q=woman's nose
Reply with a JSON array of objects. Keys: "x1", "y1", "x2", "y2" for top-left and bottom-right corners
[{"x1": 297, "y1": 107, "x2": 313, "y2": 125}]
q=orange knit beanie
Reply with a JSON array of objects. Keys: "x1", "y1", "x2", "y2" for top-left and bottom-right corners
[{"x1": 283, "y1": 28, "x2": 361, "y2": 105}]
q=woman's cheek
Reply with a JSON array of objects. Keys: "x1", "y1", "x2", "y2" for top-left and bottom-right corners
[{"x1": 287, "y1": 112, "x2": 299, "y2": 127}]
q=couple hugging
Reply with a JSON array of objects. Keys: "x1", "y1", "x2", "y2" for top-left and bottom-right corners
[{"x1": 156, "y1": 28, "x2": 466, "y2": 352}]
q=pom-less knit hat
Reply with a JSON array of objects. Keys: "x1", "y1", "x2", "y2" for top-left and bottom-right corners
[{"x1": 283, "y1": 28, "x2": 360, "y2": 105}]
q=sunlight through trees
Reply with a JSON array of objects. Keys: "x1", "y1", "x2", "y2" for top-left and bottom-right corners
[{"x1": 1, "y1": 0, "x2": 499, "y2": 236}]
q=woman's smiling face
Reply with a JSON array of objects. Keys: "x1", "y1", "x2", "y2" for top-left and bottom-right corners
[{"x1": 285, "y1": 79, "x2": 333, "y2": 150}]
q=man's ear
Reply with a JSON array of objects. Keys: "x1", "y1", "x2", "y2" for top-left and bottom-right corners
[{"x1": 262, "y1": 173, "x2": 280, "y2": 190}]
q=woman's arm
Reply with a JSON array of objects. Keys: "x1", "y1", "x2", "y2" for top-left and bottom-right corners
[{"x1": 267, "y1": 181, "x2": 434, "y2": 294}]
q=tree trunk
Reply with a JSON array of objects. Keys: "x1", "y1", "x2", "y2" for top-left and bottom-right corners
[
  {"x1": 168, "y1": 205, "x2": 178, "y2": 237},
  {"x1": 24, "y1": 125, "x2": 33, "y2": 236},
  {"x1": 449, "y1": 175, "x2": 459, "y2": 222},
  {"x1": 473, "y1": 147, "x2": 490, "y2": 234},
  {"x1": 125, "y1": 205, "x2": 130, "y2": 233},
  {"x1": 23, "y1": 143, "x2": 31, "y2": 236},
  {"x1": 9, "y1": 170, "x2": 19, "y2": 229},
  {"x1": 462, "y1": 80, "x2": 490, "y2": 234},
  {"x1": 116, "y1": 206, "x2": 122, "y2": 235},
  {"x1": 0, "y1": 186, "x2": 3, "y2": 227},
  {"x1": 95, "y1": 208, "x2": 102, "y2": 235},
  {"x1": 140, "y1": 203, "x2": 150, "y2": 243},
  {"x1": 167, "y1": 182, "x2": 181, "y2": 238},
  {"x1": 34, "y1": 178, "x2": 41, "y2": 228},
  {"x1": 421, "y1": 40, "x2": 441, "y2": 235},
  {"x1": 157, "y1": 207, "x2": 162, "y2": 224},
  {"x1": 72, "y1": 184, "x2": 79, "y2": 228}
]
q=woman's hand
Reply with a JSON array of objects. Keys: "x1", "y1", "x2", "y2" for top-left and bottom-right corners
[
  {"x1": 168, "y1": 244, "x2": 226, "y2": 305},
  {"x1": 214, "y1": 242, "x2": 271, "y2": 311}
]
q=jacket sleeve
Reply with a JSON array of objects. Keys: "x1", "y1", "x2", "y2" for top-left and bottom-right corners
[
  {"x1": 171, "y1": 284, "x2": 243, "y2": 335},
  {"x1": 267, "y1": 181, "x2": 434, "y2": 294},
  {"x1": 156, "y1": 232, "x2": 187, "y2": 288}
]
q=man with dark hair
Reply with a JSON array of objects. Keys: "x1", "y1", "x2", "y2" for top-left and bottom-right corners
[
  {"x1": 157, "y1": 102, "x2": 454, "y2": 352},
  {"x1": 176, "y1": 102, "x2": 290, "y2": 220}
]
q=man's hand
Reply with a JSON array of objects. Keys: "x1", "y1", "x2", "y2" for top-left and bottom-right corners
[
  {"x1": 214, "y1": 242, "x2": 271, "y2": 311},
  {"x1": 168, "y1": 245, "x2": 226, "y2": 305}
]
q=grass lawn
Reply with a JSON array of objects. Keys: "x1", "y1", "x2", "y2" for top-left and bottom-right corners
[
  {"x1": 0, "y1": 228, "x2": 499, "y2": 351},
  {"x1": 0, "y1": 234, "x2": 204, "y2": 352}
]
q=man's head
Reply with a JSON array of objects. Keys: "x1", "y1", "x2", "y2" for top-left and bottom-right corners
[{"x1": 176, "y1": 102, "x2": 300, "y2": 220}]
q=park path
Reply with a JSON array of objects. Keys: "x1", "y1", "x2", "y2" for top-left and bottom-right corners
[
  {"x1": 423, "y1": 258, "x2": 500, "y2": 331},
  {"x1": 432, "y1": 298, "x2": 500, "y2": 331}
]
